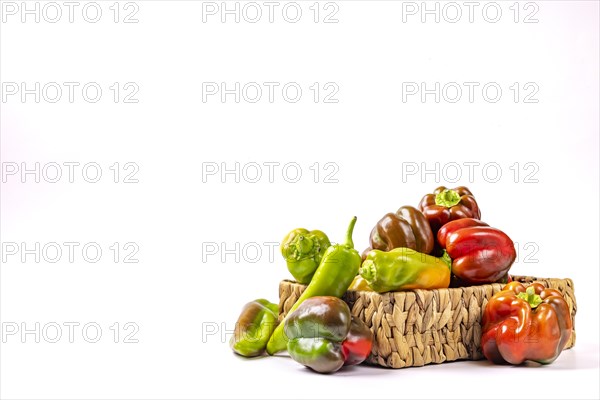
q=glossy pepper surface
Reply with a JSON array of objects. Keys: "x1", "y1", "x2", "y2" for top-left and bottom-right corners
[
  {"x1": 437, "y1": 218, "x2": 489, "y2": 248},
  {"x1": 363, "y1": 206, "x2": 434, "y2": 258},
  {"x1": 482, "y1": 282, "x2": 573, "y2": 365},
  {"x1": 360, "y1": 248, "x2": 451, "y2": 293},
  {"x1": 230, "y1": 299, "x2": 279, "y2": 357},
  {"x1": 285, "y1": 296, "x2": 373, "y2": 373},
  {"x1": 267, "y1": 217, "x2": 362, "y2": 355},
  {"x1": 418, "y1": 186, "x2": 481, "y2": 235},
  {"x1": 438, "y1": 218, "x2": 516, "y2": 284},
  {"x1": 348, "y1": 275, "x2": 373, "y2": 291},
  {"x1": 281, "y1": 228, "x2": 331, "y2": 284}
]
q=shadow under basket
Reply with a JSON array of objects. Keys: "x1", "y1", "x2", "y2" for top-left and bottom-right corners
[{"x1": 278, "y1": 276, "x2": 576, "y2": 369}]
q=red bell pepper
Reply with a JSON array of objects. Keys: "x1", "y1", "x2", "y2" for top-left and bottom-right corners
[
  {"x1": 437, "y1": 218, "x2": 489, "y2": 248},
  {"x1": 482, "y1": 281, "x2": 573, "y2": 365},
  {"x1": 437, "y1": 218, "x2": 516, "y2": 284},
  {"x1": 418, "y1": 186, "x2": 481, "y2": 236}
]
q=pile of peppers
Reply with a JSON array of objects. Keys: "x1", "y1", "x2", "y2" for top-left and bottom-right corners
[
  {"x1": 358, "y1": 186, "x2": 516, "y2": 291},
  {"x1": 230, "y1": 186, "x2": 572, "y2": 373},
  {"x1": 232, "y1": 217, "x2": 368, "y2": 373}
]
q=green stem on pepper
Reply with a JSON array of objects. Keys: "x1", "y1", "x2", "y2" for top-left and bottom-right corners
[
  {"x1": 435, "y1": 189, "x2": 461, "y2": 208},
  {"x1": 517, "y1": 286, "x2": 543, "y2": 308},
  {"x1": 344, "y1": 216, "x2": 357, "y2": 248}
]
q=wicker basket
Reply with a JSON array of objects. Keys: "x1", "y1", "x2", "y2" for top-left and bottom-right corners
[{"x1": 278, "y1": 276, "x2": 576, "y2": 368}]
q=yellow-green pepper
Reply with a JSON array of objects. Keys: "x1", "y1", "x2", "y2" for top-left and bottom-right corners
[{"x1": 360, "y1": 248, "x2": 451, "y2": 293}]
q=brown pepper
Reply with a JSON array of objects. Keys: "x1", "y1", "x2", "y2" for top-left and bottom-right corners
[{"x1": 362, "y1": 205, "x2": 434, "y2": 258}]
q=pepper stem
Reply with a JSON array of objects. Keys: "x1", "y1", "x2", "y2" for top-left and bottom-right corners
[
  {"x1": 440, "y1": 250, "x2": 452, "y2": 270},
  {"x1": 343, "y1": 216, "x2": 357, "y2": 248},
  {"x1": 517, "y1": 286, "x2": 543, "y2": 308},
  {"x1": 435, "y1": 189, "x2": 461, "y2": 208},
  {"x1": 295, "y1": 235, "x2": 314, "y2": 256},
  {"x1": 360, "y1": 259, "x2": 376, "y2": 282}
]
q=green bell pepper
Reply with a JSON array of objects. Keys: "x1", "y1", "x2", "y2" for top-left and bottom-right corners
[
  {"x1": 285, "y1": 296, "x2": 373, "y2": 373},
  {"x1": 281, "y1": 228, "x2": 331, "y2": 284}
]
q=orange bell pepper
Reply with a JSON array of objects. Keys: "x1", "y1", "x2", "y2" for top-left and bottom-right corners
[{"x1": 482, "y1": 282, "x2": 573, "y2": 365}]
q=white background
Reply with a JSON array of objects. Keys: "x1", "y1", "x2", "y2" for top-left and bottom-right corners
[{"x1": 1, "y1": 1, "x2": 599, "y2": 399}]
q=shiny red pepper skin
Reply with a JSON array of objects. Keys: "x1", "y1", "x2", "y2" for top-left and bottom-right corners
[
  {"x1": 437, "y1": 218, "x2": 489, "y2": 249},
  {"x1": 438, "y1": 218, "x2": 516, "y2": 284},
  {"x1": 482, "y1": 282, "x2": 573, "y2": 365}
]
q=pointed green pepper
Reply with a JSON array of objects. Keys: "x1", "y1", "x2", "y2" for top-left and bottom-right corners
[
  {"x1": 360, "y1": 248, "x2": 451, "y2": 293},
  {"x1": 267, "y1": 217, "x2": 361, "y2": 355}
]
